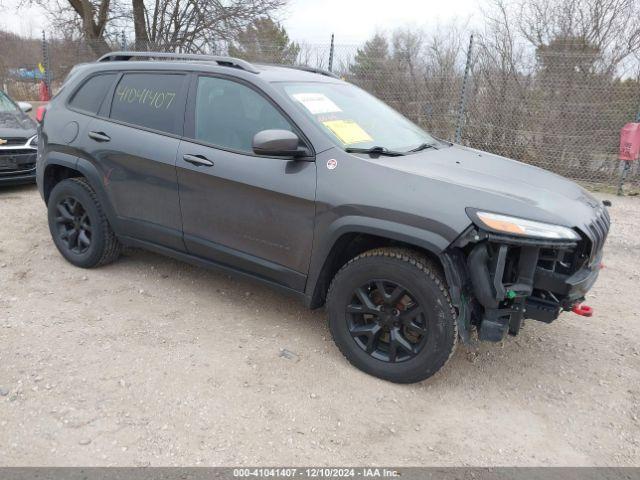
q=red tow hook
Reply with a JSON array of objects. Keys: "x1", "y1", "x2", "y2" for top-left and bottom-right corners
[{"x1": 572, "y1": 304, "x2": 593, "y2": 317}]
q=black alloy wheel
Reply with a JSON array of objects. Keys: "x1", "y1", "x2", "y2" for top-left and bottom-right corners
[
  {"x1": 47, "y1": 177, "x2": 121, "y2": 268},
  {"x1": 326, "y1": 248, "x2": 457, "y2": 383},
  {"x1": 54, "y1": 196, "x2": 92, "y2": 254},
  {"x1": 347, "y1": 280, "x2": 428, "y2": 363}
]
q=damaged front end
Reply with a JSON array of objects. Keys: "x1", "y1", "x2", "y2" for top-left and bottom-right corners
[{"x1": 441, "y1": 207, "x2": 610, "y2": 343}]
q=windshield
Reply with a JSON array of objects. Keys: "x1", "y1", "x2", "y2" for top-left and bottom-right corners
[
  {"x1": 0, "y1": 91, "x2": 19, "y2": 113},
  {"x1": 276, "y1": 81, "x2": 435, "y2": 152}
]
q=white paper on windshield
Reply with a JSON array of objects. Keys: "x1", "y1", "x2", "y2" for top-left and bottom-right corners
[{"x1": 292, "y1": 93, "x2": 342, "y2": 115}]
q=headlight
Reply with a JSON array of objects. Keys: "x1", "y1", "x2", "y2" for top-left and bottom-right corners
[
  {"x1": 28, "y1": 135, "x2": 38, "y2": 147},
  {"x1": 472, "y1": 211, "x2": 580, "y2": 240}
]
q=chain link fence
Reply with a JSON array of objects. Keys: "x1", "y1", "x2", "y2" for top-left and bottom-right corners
[
  {"x1": 1, "y1": 32, "x2": 639, "y2": 190},
  {"x1": 327, "y1": 41, "x2": 640, "y2": 190}
]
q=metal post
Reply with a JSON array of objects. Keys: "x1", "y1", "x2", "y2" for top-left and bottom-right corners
[
  {"x1": 455, "y1": 33, "x2": 474, "y2": 144},
  {"x1": 617, "y1": 105, "x2": 640, "y2": 196},
  {"x1": 121, "y1": 29, "x2": 127, "y2": 50},
  {"x1": 328, "y1": 33, "x2": 335, "y2": 72},
  {"x1": 617, "y1": 160, "x2": 631, "y2": 196},
  {"x1": 41, "y1": 30, "x2": 51, "y2": 89}
]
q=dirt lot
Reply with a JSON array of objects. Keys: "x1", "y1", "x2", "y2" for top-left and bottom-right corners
[{"x1": 1, "y1": 184, "x2": 639, "y2": 466}]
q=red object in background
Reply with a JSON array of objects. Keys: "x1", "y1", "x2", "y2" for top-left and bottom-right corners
[
  {"x1": 38, "y1": 80, "x2": 51, "y2": 102},
  {"x1": 619, "y1": 122, "x2": 640, "y2": 161},
  {"x1": 35, "y1": 105, "x2": 47, "y2": 123}
]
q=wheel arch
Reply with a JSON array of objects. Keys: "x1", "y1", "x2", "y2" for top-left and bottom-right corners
[
  {"x1": 305, "y1": 216, "x2": 454, "y2": 309},
  {"x1": 42, "y1": 154, "x2": 80, "y2": 204},
  {"x1": 43, "y1": 157, "x2": 118, "y2": 231}
]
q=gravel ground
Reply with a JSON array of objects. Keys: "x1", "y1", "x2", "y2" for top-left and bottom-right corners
[{"x1": 0, "y1": 184, "x2": 639, "y2": 466}]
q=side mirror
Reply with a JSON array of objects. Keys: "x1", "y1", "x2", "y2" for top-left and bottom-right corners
[
  {"x1": 17, "y1": 101, "x2": 33, "y2": 113},
  {"x1": 252, "y1": 129, "x2": 302, "y2": 158}
]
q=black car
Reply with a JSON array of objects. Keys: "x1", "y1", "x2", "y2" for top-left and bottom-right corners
[
  {"x1": 37, "y1": 52, "x2": 609, "y2": 383},
  {"x1": 0, "y1": 90, "x2": 38, "y2": 185}
]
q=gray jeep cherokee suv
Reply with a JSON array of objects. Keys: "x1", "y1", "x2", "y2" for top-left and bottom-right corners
[{"x1": 37, "y1": 52, "x2": 610, "y2": 383}]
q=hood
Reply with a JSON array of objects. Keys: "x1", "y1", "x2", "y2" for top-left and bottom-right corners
[
  {"x1": 0, "y1": 111, "x2": 37, "y2": 139},
  {"x1": 376, "y1": 144, "x2": 603, "y2": 233}
]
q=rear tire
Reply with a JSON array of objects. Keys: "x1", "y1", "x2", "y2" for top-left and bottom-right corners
[
  {"x1": 326, "y1": 248, "x2": 457, "y2": 383},
  {"x1": 47, "y1": 177, "x2": 121, "y2": 268}
]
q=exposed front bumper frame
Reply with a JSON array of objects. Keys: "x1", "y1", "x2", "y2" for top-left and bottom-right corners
[{"x1": 443, "y1": 225, "x2": 604, "y2": 343}]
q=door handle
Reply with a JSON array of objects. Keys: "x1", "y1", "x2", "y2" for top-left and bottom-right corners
[
  {"x1": 88, "y1": 131, "x2": 111, "y2": 142},
  {"x1": 183, "y1": 154, "x2": 214, "y2": 167}
]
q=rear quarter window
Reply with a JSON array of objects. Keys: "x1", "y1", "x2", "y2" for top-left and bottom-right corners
[
  {"x1": 109, "y1": 73, "x2": 187, "y2": 135},
  {"x1": 68, "y1": 73, "x2": 117, "y2": 114}
]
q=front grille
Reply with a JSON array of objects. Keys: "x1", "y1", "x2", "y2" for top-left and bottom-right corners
[
  {"x1": 587, "y1": 208, "x2": 610, "y2": 265},
  {"x1": 0, "y1": 137, "x2": 28, "y2": 146},
  {"x1": 0, "y1": 148, "x2": 35, "y2": 156},
  {"x1": 0, "y1": 150, "x2": 36, "y2": 175}
]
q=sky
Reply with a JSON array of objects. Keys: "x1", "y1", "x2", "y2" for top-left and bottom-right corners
[
  {"x1": 282, "y1": 0, "x2": 481, "y2": 44},
  {"x1": 1, "y1": 0, "x2": 483, "y2": 45}
]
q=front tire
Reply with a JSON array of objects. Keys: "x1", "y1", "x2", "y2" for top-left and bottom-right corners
[
  {"x1": 326, "y1": 248, "x2": 457, "y2": 383},
  {"x1": 47, "y1": 177, "x2": 121, "y2": 268}
]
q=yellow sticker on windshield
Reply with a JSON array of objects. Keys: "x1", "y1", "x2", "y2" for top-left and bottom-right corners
[{"x1": 322, "y1": 120, "x2": 373, "y2": 145}]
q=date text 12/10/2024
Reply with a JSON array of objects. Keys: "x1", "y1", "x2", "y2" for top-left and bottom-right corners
[{"x1": 232, "y1": 468, "x2": 400, "y2": 478}]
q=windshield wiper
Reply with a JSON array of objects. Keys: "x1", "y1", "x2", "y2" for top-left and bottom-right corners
[
  {"x1": 345, "y1": 146, "x2": 405, "y2": 157},
  {"x1": 407, "y1": 142, "x2": 437, "y2": 153}
]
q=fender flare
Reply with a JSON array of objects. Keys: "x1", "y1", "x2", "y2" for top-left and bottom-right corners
[
  {"x1": 43, "y1": 152, "x2": 77, "y2": 173},
  {"x1": 43, "y1": 155, "x2": 119, "y2": 233},
  {"x1": 304, "y1": 215, "x2": 453, "y2": 306},
  {"x1": 327, "y1": 215, "x2": 450, "y2": 254}
]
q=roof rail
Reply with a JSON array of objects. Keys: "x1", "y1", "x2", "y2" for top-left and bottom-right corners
[
  {"x1": 279, "y1": 64, "x2": 340, "y2": 79},
  {"x1": 97, "y1": 51, "x2": 260, "y2": 74}
]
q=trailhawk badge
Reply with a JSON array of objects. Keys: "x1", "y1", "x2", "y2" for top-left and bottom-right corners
[{"x1": 326, "y1": 158, "x2": 338, "y2": 170}]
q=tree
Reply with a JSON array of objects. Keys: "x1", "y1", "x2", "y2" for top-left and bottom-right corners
[
  {"x1": 476, "y1": 0, "x2": 640, "y2": 180},
  {"x1": 55, "y1": 0, "x2": 112, "y2": 54},
  {"x1": 534, "y1": 35, "x2": 613, "y2": 174},
  {"x1": 469, "y1": 0, "x2": 533, "y2": 159},
  {"x1": 350, "y1": 33, "x2": 391, "y2": 79},
  {"x1": 348, "y1": 28, "x2": 467, "y2": 138},
  {"x1": 349, "y1": 33, "x2": 395, "y2": 100},
  {"x1": 228, "y1": 17, "x2": 299, "y2": 63},
  {"x1": 514, "y1": 0, "x2": 640, "y2": 178},
  {"x1": 131, "y1": 0, "x2": 148, "y2": 50},
  {"x1": 517, "y1": 0, "x2": 640, "y2": 75},
  {"x1": 141, "y1": 0, "x2": 287, "y2": 53},
  {"x1": 24, "y1": 0, "x2": 288, "y2": 56}
]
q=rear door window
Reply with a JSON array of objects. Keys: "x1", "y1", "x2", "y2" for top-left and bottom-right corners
[
  {"x1": 68, "y1": 73, "x2": 117, "y2": 114},
  {"x1": 110, "y1": 73, "x2": 187, "y2": 135}
]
